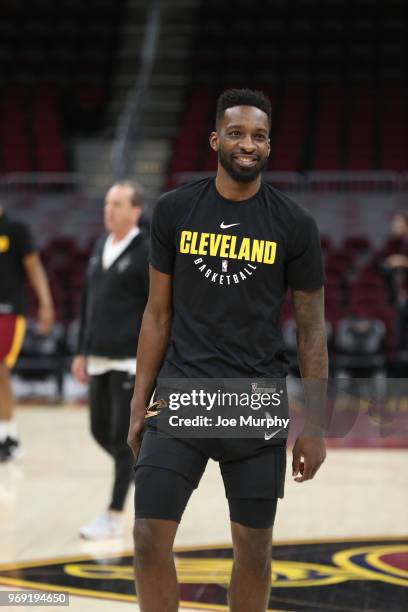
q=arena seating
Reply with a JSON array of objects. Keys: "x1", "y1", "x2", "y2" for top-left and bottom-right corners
[
  {"x1": 334, "y1": 316, "x2": 387, "y2": 375},
  {"x1": 168, "y1": 0, "x2": 407, "y2": 186},
  {"x1": 26, "y1": 238, "x2": 92, "y2": 324},
  {"x1": 13, "y1": 320, "x2": 66, "y2": 399},
  {"x1": 0, "y1": 0, "x2": 124, "y2": 173},
  {"x1": 281, "y1": 230, "x2": 398, "y2": 370}
]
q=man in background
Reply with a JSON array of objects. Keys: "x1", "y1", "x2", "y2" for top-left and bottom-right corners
[
  {"x1": 71, "y1": 180, "x2": 149, "y2": 540},
  {"x1": 0, "y1": 204, "x2": 54, "y2": 461},
  {"x1": 383, "y1": 210, "x2": 408, "y2": 349}
]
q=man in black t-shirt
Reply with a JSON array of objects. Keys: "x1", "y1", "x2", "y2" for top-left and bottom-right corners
[
  {"x1": 128, "y1": 89, "x2": 328, "y2": 611},
  {"x1": 0, "y1": 205, "x2": 54, "y2": 461}
]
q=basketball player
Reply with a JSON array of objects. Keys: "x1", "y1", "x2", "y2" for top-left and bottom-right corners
[
  {"x1": 128, "y1": 89, "x2": 328, "y2": 611},
  {"x1": 0, "y1": 204, "x2": 54, "y2": 462},
  {"x1": 72, "y1": 181, "x2": 149, "y2": 539}
]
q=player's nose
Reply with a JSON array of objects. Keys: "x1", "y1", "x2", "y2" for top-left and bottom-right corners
[{"x1": 239, "y1": 134, "x2": 256, "y2": 152}]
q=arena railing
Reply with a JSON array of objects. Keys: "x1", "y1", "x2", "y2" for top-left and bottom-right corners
[
  {"x1": 0, "y1": 173, "x2": 83, "y2": 193},
  {"x1": 173, "y1": 171, "x2": 408, "y2": 193},
  {"x1": 2, "y1": 170, "x2": 406, "y2": 196}
]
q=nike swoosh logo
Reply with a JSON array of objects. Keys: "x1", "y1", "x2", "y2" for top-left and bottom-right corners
[
  {"x1": 264, "y1": 428, "x2": 282, "y2": 441},
  {"x1": 220, "y1": 222, "x2": 240, "y2": 229}
]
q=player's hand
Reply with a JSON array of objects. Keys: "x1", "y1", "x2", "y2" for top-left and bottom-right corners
[
  {"x1": 71, "y1": 355, "x2": 89, "y2": 384},
  {"x1": 37, "y1": 303, "x2": 55, "y2": 335},
  {"x1": 292, "y1": 436, "x2": 326, "y2": 483},
  {"x1": 127, "y1": 400, "x2": 146, "y2": 457}
]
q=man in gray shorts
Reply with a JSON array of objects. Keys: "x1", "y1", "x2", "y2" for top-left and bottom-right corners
[{"x1": 128, "y1": 88, "x2": 328, "y2": 611}]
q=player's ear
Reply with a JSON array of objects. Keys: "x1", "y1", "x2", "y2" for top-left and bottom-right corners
[
  {"x1": 209, "y1": 131, "x2": 219, "y2": 152},
  {"x1": 267, "y1": 138, "x2": 271, "y2": 156}
]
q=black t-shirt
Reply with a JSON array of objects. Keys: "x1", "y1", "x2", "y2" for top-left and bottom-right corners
[
  {"x1": 150, "y1": 178, "x2": 325, "y2": 378},
  {"x1": 0, "y1": 213, "x2": 36, "y2": 315}
]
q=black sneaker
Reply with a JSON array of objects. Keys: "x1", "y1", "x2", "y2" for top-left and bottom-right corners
[
  {"x1": 0, "y1": 437, "x2": 21, "y2": 462},
  {"x1": 0, "y1": 438, "x2": 11, "y2": 462}
]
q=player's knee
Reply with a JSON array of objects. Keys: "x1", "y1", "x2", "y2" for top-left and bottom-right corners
[
  {"x1": 133, "y1": 520, "x2": 156, "y2": 569},
  {"x1": 234, "y1": 549, "x2": 272, "y2": 577},
  {"x1": 232, "y1": 526, "x2": 272, "y2": 574},
  {"x1": 133, "y1": 519, "x2": 170, "y2": 570}
]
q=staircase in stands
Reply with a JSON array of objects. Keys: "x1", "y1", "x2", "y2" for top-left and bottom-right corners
[{"x1": 74, "y1": 0, "x2": 200, "y2": 203}]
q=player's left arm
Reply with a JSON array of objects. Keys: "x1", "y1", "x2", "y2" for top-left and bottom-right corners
[
  {"x1": 292, "y1": 286, "x2": 328, "y2": 482},
  {"x1": 23, "y1": 253, "x2": 55, "y2": 334}
]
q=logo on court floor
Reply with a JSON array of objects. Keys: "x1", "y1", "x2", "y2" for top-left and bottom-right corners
[{"x1": 0, "y1": 538, "x2": 406, "y2": 610}]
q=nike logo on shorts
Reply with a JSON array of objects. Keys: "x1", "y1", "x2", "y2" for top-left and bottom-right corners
[
  {"x1": 220, "y1": 222, "x2": 240, "y2": 229},
  {"x1": 264, "y1": 428, "x2": 282, "y2": 441}
]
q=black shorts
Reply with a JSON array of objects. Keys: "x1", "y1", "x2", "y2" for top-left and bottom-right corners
[{"x1": 134, "y1": 424, "x2": 286, "y2": 529}]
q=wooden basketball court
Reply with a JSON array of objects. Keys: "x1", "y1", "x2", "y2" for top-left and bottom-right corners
[{"x1": 0, "y1": 404, "x2": 407, "y2": 611}]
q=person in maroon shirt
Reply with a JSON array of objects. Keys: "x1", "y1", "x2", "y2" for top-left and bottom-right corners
[{"x1": 0, "y1": 205, "x2": 54, "y2": 461}]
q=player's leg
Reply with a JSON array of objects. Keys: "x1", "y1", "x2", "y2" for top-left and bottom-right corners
[
  {"x1": 220, "y1": 444, "x2": 286, "y2": 611},
  {"x1": 0, "y1": 315, "x2": 26, "y2": 461},
  {"x1": 133, "y1": 517, "x2": 179, "y2": 611},
  {"x1": 228, "y1": 504, "x2": 276, "y2": 611},
  {"x1": 134, "y1": 428, "x2": 208, "y2": 611},
  {"x1": 0, "y1": 363, "x2": 14, "y2": 460},
  {"x1": 0, "y1": 363, "x2": 13, "y2": 420}
]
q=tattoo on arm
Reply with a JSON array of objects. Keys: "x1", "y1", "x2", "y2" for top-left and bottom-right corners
[
  {"x1": 292, "y1": 287, "x2": 328, "y2": 435},
  {"x1": 292, "y1": 287, "x2": 328, "y2": 379}
]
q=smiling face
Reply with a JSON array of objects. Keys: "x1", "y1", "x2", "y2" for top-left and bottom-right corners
[{"x1": 210, "y1": 105, "x2": 270, "y2": 183}]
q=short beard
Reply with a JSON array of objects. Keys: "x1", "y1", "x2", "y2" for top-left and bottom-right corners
[{"x1": 219, "y1": 150, "x2": 267, "y2": 183}]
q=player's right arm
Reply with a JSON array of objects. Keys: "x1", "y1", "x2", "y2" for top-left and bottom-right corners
[{"x1": 127, "y1": 265, "x2": 173, "y2": 456}]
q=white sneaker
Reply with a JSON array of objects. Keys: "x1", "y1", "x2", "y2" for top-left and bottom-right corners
[{"x1": 79, "y1": 511, "x2": 123, "y2": 540}]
